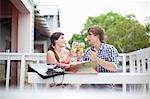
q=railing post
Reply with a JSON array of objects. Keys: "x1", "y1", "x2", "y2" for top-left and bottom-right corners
[
  {"x1": 122, "y1": 54, "x2": 126, "y2": 73},
  {"x1": 148, "y1": 57, "x2": 150, "y2": 73},
  {"x1": 20, "y1": 54, "x2": 25, "y2": 90},
  {"x1": 122, "y1": 53, "x2": 127, "y2": 93},
  {"x1": 148, "y1": 83, "x2": 150, "y2": 93},
  {"x1": 141, "y1": 54, "x2": 146, "y2": 73},
  {"x1": 129, "y1": 54, "x2": 135, "y2": 73},
  {"x1": 5, "y1": 50, "x2": 11, "y2": 90},
  {"x1": 137, "y1": 54, "x2": 141, "y2": 73},
  {"x1": 37, "y1": 55, "x2": 40, "y2": 64}
]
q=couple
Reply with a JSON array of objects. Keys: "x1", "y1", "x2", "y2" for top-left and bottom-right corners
[
  {"x1": 47, "y1": 26, "x2": 118, "y2": 72},
  {"x1": 47, "y1": 25, "x2": 118, "y2": 73}
]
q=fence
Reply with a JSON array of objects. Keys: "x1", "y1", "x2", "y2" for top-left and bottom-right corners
[
  {"x1": 0, "y1": 53, "x2": 46, "y2": 90},
  {"x1": 0, "y1": 47, "x2": 150, "y2": 92}
]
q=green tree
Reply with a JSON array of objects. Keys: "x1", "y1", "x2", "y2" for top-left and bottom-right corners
[{"x1": 68, "y1": 12, "x2": 150, "y2": 53}]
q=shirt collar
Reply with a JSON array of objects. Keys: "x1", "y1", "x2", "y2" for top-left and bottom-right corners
[
  {"x1": 99, "y1": 43, "x2": 104, "y2": 51},
  {"x1": 90, "y1": 43, "x2": 104, "y2": 51}
]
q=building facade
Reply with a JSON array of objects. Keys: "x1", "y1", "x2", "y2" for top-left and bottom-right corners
[{"x1": 0, "y1": 0, "x2": 60, "y2": 86}]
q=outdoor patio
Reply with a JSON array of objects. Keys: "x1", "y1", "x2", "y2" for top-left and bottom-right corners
[{"x1": 0, "y1": 47, "x2": 149, "y2": 94}]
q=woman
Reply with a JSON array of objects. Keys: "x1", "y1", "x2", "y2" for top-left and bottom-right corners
[
  {"x1": 47, "y1": 32, "x2": 72, "y2": 65},
  {"x1": 47, "y1": 32, "x2": 74, "y2": 88}
]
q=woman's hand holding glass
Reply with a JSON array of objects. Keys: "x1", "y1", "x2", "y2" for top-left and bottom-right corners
[
  {"x1": 71, "y1": 42, "x2": 85, "y2": 62},
  {"x1": 70, "y1": 42, "x2": 77, "y2": 62}
]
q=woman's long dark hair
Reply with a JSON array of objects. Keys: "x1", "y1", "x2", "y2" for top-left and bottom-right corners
[{"x1": 48, "y1": 32, "x2": 64, "y2": 62}]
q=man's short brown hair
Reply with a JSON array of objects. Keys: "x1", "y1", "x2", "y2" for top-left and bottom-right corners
[{"x1": 87, "y1": 25, "x2": 104, "y2": 43}]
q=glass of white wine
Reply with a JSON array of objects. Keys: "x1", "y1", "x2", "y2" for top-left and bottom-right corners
[
  {"x1": 72, "y1": 42, "x2": 78, "y2": 52},
  {"x1": 71, "y1": 42, "x2": 78, "y2": 62},
  {"x1": 79, "y1": 42, "x2": 85, "y2": 53}
]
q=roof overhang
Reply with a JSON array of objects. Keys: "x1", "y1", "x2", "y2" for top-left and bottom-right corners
[
  {"x1": 9, "y1": 0, "x2": 33, "y2": 13},
  {"x1": 34, "y1": 7, "x2": 51, "y2": 37}
]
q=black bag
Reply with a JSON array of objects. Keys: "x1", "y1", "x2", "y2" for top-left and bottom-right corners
[
  {"x1": 28, "y1": 64, "x2": 65, "y2": 79},
  {"x1": 46, "y1": 64, "x2": 65, "y2": 77}
]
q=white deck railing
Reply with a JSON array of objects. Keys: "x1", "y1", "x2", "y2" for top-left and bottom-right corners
[
  {"x1": 127, "y1": 47, "x2": 150, "y2": 73},
  {"x1": 0, "y1": 53, "x2": 46, "y2": 90},
  {"x1": 0, "y1": 47, "x2": 150, "y2": 91}
]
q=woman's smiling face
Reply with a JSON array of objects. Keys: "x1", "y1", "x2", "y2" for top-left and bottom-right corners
[{"x1": 55, "y1": 35, "x2": 66, "y2": 47}]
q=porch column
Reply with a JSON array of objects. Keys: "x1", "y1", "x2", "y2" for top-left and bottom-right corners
[
  {"x1": 10, "y1": 5, "x2": 19, "y2": 86},
  {"x1": 17, "y1": 12, "x2": 34, "y2": 89},
  {"x1": 18, "y1": 13, "x2": 34, "y2": 53}
]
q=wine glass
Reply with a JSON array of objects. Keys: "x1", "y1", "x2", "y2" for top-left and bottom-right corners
[
  {"x1": 71, "y1": 42, "x2": 79, "y2": 62},
  {"x1": 79, "y1": 42, "x2": 85, "y2": 53},
  {"x1": 72, "y1": 42, "x2": 78, "y2": 52}
]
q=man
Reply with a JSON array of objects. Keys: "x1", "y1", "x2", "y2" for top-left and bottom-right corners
[
  {"x1": 81, "y1": 25, "x2": 119, "y2": 89},
  {"x1": 82, "y1": 25, "x2": 118, "y2": 72}
]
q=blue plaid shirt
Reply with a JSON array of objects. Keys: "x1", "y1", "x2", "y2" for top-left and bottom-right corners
[{"x1": 82, "y1": 43, "x2": 118, "y2": 72}]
